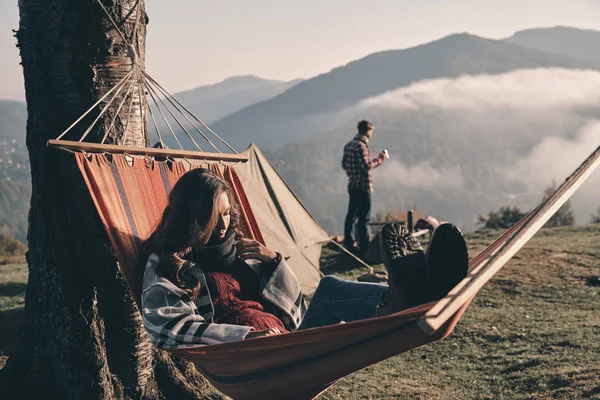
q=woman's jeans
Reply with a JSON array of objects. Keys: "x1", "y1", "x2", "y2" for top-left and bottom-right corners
[{"x1": 298, "y1": 275, "x2": 388, "y2": 330}]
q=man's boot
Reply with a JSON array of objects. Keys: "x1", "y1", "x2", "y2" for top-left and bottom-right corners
[
  {"x1": 425, "y1": 223, "x2": 469, "y2": 302},
  {"x1": 379, "y1": 223, "x2": 430, "y2": 311}
]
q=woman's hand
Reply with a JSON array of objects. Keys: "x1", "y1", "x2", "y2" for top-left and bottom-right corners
[
  {"x1": 237, "y1": 238, "x2": 277, "y2": 263},
  {"x1": 245, "y1": 327, "x2": 282, "y2": 339}
]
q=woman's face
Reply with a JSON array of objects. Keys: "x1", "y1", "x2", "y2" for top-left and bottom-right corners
[{"x1": 213, "y1": 191, "x2": 231, "y2": 240}]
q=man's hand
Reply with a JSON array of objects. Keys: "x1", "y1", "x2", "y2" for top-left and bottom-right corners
[
  {"x1": 378, "y1": 151, "x2": 387, "y2": 163},
  {"x1": 245, "y1": 327, "x2": 282, "y2": 339},
  {"x1": 237, "y1": 238, "x2": 278, "y2": 263}
]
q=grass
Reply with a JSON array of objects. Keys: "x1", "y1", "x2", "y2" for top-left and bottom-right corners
[
  {"x1": 0, "y1": 263, "x2": 27, "y2": 367},
  {"x1": 1, "y1": 226, "x2": 599, "y2": 398},
  {"x1": 320, "y1": 225, "x2": 600, "y2": 399}
]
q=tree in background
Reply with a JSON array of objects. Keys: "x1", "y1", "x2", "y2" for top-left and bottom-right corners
[
  {"x1": 0, "y1": 1, "x2": 220, "y2": 399},
  {"x1": 477, "y1": 206, "x2": 527, "y2": 229},
  {"x1": 0, "y1": 233, "x2": 27, "y2": 264},
  {"x1": 542, "y1": 180, "x2": 575, "y2": 227},
  {"x1": 590, "y1": 205, "x2": 600, "y2": 224}
]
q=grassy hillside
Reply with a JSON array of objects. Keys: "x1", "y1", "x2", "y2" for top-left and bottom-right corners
[
  {"x1": 1, "y1": 225, "x2": 599, "y2": 398},
  {"x1": 322, "y1": 225, "x2": 600, "y2": 398}
]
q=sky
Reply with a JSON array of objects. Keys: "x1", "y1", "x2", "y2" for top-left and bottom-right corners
[{"x1": 1, "y1": 0, "x2": 600, "y2": 100}]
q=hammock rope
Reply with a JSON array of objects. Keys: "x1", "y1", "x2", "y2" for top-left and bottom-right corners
[
  {"x1": 142, "y1": 72, "x2": 223, "y2": 153},
  {"x1": 51, "y1": 0, "x2": 241, "y2": 160},
  {"x1": 117, "y1": 76, "x2": 140, "y2": 146},
  {"x1": 143, "y1": 78, "x2": 203, "y2": 151},
  {"x1": 143, "y1": 80, "x2": 166, "y2": 149},
  {"x1": 95, "y1": 0, "x2": 129, "y2": 45},
  {"x1": 143, "y1": 71, "x2": 239, "y2": 154},
  {"x1": 102, "y1": 74, "x2": 137, "y2": 144},
  {"x1": 55, "y1": 70, "x2": 134, "y2": 141}
]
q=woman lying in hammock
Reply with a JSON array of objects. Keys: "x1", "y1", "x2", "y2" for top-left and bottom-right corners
[{"x1": 141, "y1": 168, "x2": 469, "y2": 348}]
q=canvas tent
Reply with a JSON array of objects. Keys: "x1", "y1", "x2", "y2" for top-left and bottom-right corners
[
  {"x1": 184, "y1": 143, "x2": 329, "y2": 294},
  {"x1": 234, "y1": 143, "x2": 330, "y2": 294}
]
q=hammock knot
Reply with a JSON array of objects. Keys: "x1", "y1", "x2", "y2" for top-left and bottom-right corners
[{"x1": 128, "y1": 44, "x2": 138, "y2": 69}]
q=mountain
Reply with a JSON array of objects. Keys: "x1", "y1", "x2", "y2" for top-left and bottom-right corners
[
  {"x1": 3, "y1": 28, "x2": 600, "y2": 241},
  {"x1": 505, "y1": 26, "x2": 600, "y2": 67},
  {"x1": 0, "y1": 76, "x2": 304, "y2": 242},
  {"x1": 213, "y1": 33, "x2": 598, "y2": 151},
  {"x1": 169, "y1": 75, "x2": 301, "y2": 124},
  {"x1": 265, "y1": 89, "x2": 600, "y2": 233},
  {"x1": 0, "y1": 100, "x2": 29, "y2": 242},
  {"x1": 0, "y1": 100, "x2": 27, "y2": 142}
]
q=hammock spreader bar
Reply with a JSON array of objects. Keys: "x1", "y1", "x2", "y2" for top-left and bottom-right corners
[{"x1": 48, "y1": 139, "x2": 248, "y2": 163}]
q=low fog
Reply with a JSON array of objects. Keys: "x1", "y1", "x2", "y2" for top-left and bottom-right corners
[{"x1": 359, "y1": 68, "x2": 600, "y2": 225}]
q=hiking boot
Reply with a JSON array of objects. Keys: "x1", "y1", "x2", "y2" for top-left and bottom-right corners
[
  {"x1": 425, "y1": 223, "x2": 469, "y2": 302},
  {"x1": 379, "y1": 223, "x2": 430, "y2": 310},
  {"x1": 343, "y1": 241, "x2": 360, "y2": 255}
]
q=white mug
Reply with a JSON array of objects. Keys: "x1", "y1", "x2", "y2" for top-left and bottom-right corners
[{"x1": 383, "y1": 149, "x2": 390, "y2": 159}]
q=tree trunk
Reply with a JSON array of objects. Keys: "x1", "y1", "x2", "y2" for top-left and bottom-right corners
[{"x1": 0, "y1": 1, "x2": 222, "y2": 398}]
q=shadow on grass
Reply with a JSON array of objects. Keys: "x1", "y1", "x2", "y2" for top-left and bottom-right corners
[
  {"x1": 585, "y1": 276, "x2": 600, "y2": 287},
  {"x1": 0, "y1": 282, "x2": 27, "y2": 297},
  {"x1": 502, "y1": 359, "x2": 543, "y2": 374},
  {"x1": 320, "y1": 242, "x2": 371, "y2": 275},
  {"x1": 0, "y1": 307, "x2": 25, "y2": 356}
]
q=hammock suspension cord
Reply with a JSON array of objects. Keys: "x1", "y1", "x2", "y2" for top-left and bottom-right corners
[{"x1": 51, "y1": 0, "x2": 241, "y2": 161}]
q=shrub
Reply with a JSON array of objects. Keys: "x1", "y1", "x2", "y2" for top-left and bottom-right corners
[
  {"x1": 0, "y1": 233, "x2": 27, "y2": 263},
  {"x1": 590, "y1": 205, "x2": 600, "y2": 224},
  {"x1": 477, "y1": 206, "x2": 527, "y2": 229},
  {"x1": 542, "y1": 181, "x2": 575, "y2": 227}
]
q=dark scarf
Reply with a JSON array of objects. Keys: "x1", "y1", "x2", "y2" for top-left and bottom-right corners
[{"x1": 190, "y1": 229, "x2": 238, "y2": 271}]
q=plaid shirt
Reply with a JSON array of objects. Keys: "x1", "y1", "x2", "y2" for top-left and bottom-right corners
[{"x1": 342, "y1": 134, "x2": 383, "y2": 193}]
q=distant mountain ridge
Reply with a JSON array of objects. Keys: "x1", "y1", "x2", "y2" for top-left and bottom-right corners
[
  {"x1": 212, "y1": 31, "x2": 599, "y2": 151},
  {"x1": 169, "y1": 75, "x2": 301, "y2": 124},
  {"x1": 2, "y1": 26, "x2": 600, "y2": 241},
  {"x1": 0, "y1": 100, "x2": 29, "y2": 242},
  {"x1": 0, "y1": 100, "x2": 27, "y2": 142},
  {"x1": 505, "y1": 26, "x2": 600, "y2": 67}
]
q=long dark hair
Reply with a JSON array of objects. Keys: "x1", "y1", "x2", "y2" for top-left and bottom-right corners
[{"x1": 143, "y1": 168, "x2": 240, "y2": 300}]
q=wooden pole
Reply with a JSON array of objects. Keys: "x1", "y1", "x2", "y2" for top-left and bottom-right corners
[{"x1": 48, "y1": 139, "x2": 248, "y2": 163}]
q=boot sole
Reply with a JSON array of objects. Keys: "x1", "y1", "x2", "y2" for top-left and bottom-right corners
[
  {"x1": 425, "y1": 223, "x2": 469, "y2": 302},
  {"x1": 379, "y1": 224, "x2": 428, "y2": 308}
]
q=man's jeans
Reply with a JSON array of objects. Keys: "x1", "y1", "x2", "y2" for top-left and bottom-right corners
[
  {"x1": 344, "y1": 188, "x2": 371, "y2": 254},
  {"x1": 298, "y1": 275, "x2": 388, "y2": 330}
]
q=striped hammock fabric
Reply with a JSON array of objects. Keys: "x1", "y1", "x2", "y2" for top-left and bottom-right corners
[{"x1": 73, "y1": 142, "x2": 600, "y2": 400}]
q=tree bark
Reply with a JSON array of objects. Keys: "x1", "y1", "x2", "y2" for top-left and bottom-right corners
[{"x1": 0, "y1": 1, "x2": 222, "y2": 398}]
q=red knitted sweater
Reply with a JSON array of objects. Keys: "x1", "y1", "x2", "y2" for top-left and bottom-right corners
[{"x1": 205, "y1": 256, "x2": 287, "y2": 332}]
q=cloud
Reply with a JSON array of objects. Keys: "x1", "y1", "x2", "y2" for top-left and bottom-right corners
[
  {"x1": 375, "y1": 160, "x2": 464, "y2": 189},
  {"x1": 360, "y1": 68, "x2": 600, "y2": 112},
  {"x1": 503, "y1": 121, "x2": 600, "y2": 222},
  {"x1": 358, "y1": 68, "x2": 600, "y2": 224},
  {"x1": 504, "y1": 121, "x2": 600, "y2": 188}
]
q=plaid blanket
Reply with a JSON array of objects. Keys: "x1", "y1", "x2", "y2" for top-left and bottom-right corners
[{"x1": 141, "y1": 254, "x2": 307, "y2": 348}]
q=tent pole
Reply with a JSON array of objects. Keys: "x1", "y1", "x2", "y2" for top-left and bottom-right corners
[{"x1": 328, "y1": 240, "x2": 374, "y2": 274}]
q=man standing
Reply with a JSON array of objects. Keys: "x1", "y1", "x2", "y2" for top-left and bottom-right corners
[{"x1": 342, "y1": 120, "x2": 387, "y2": 257}]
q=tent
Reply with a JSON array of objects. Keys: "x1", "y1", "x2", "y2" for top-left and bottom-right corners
[{"x1": 234, "y1": 143, "x2": 330, "y2": 294}]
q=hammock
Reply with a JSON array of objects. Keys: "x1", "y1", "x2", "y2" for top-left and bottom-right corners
[
  {"x1": 46, "y1": 4, "x2": 600, "y2": 398},
  {"x1": 72, "y1": 146, "x2": 600, "y2": 400}
]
